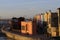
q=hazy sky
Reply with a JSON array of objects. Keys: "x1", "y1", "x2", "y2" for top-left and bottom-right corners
[{"x1": 0, "y1": 0, "x2": 60, "y2": 19}]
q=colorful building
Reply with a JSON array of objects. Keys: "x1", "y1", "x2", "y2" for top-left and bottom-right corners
[
  {"x1": 21, "y1": 21, "x2": 37, "y2": 35},
  {"x1": 44, "y1": 10, "x2": 58, "y2": 37},
  {"x1": 57, "y1": 8, "x2": 60, "y2": 36},
  {"x1": 33, "y1": 14, "x2": 45, "y2": 34}
]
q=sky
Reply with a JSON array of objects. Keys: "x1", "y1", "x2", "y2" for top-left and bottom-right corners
[{"x1": 0, "y1": 0, "x2": 60, "y2": 19}]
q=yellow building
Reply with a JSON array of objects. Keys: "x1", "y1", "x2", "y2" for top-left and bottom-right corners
[
  {"x1": 44, "y1": 10, "x2": 58, "y2": 37},
  {"x1": 57, "y1": 8, "x2": 60, "y2": 36},
  {"x1": 44, "y1": 11, "x2": 51, "y2": 28}
]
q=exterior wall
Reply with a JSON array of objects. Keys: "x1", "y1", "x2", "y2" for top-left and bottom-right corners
[
  {"x1": 31, "y1": 21, "x2": 37, "y2": 35},
  {"x1": 44, "y1": 12, "x2": 48, "y2": 22},
  {"x1": 44, "y1": 11, "x2": 52, "y2": 36},
  {"x1": 44, "y1": 11, "x2": 51, "y2": 28},
  {"x1": 57, "y1": 8, "x2": 60, "y2": 36},
  {"x1": 27, "y1": 22, "x2": 33, "y2": 35},
  {"x1": 44, "y1": 11, "x2": 58, "y2": 37},
  {"x1": 21, "y1": 21, "x2": 37, "y2": 35},
  {"x1": 21, "y1": 22, "x2": 27, "y2": 34},
  {"x1": 51, "y1": 27, "x2": 57, "y2": 37}
]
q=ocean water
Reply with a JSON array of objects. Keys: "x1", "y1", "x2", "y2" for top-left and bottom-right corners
[
  {"x1": 0, "y1": 37, "x2": 13, "y2": 40},
  {"x1": 0, "y1": 37, "x2": 7, "y2": 40},
  {"x1": 0, "y1": 32, "x2": 12, "y2": 40},
  {"x1": 0, "y1": 20, "x2": 12, "y2": 40}
]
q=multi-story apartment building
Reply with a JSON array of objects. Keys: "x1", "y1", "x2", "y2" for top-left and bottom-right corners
[
  {"x1": 44, "y1": 10, "x2": 58, "y2": 37},
  {"x1": 33, "y1": 14, "x2": 44, "y2": 34},
  {"x1": 21, "y1": 21, "x2": 37, "y2": 35},
  {"x1": 57, "y1": 8, "x2": 60, "y2": 36}
]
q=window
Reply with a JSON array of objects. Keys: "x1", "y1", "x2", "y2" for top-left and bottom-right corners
[
  {"x1": 21, "y1": 24, "x2": 28, "y2": 30},
  {"x1": 51, "y1": 17, "x2": 58, "y2": 27},
  {"x1": 21, "y1": 26, "x2": 26, "y2": 30}
]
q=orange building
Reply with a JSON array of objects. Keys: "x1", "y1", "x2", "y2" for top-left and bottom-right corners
[{"x1": 21, "y1": 21, "x2": 37, "y2": 35}]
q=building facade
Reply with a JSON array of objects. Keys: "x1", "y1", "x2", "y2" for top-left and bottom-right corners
[
  {"x1": 57, "y1": 8, "x2": 60, "y2": 36},
  {"x1": 21, "y1": 21, "x2": 37, "y2": 35},
  {"x1": 44, "y1": 10, "x2": 58, "y2": 37}
]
